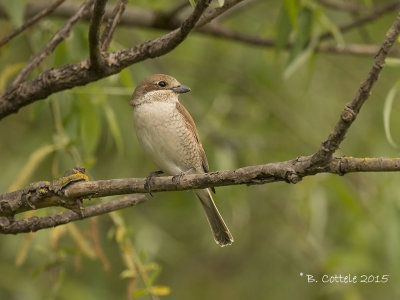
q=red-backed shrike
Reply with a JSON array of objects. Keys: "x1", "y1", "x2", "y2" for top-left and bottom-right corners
[{"x1": 130, "y1": 74, "x2": 233, "y2": 246}]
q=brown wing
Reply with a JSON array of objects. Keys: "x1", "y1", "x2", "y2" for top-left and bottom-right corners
[{"x1": 176, "y1": 102, "x2": 216, "y2": 193}]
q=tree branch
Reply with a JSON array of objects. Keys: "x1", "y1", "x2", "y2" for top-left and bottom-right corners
[
  {"x1": 61, "y1": 157, "x2": 400, "y2": 197},
  {"x1": 196, "y1": 0, "x2": 244, "y2": 27},
  {"x1": 317, "y1": 0, "x2": 363, "y2": 13},
  {"x1": 2, "y1": 156, "x2": 400, "y2": 222},
  {"x1": 0, "y1": 167, "x2": 90, "y2": 217},
  {"x1": 316, "y1": 43, "x2": 400, "y2": 57},
  {"x1": 201, "y1": 23, "x2": 400, "y2": 58},
  {"x1": 0, "y1": 0, "x2": 65, "y2": 48},
  {"x1": 9, "y1": 0, "x2": 94, "y2": 87},
  {"x1": 88, "y1": 0, "x2": 107, "y2": 71},
  {"x1": 0, "y1": 0, "x2": 216, "y2": 120},
  {"x1": 311, "y1": 11, "x2": 400, "y2": 165},
  {"x1": 100, "y1": 0, "x2": 128, "y2": 51},
  {"x1": 0, "y1": 194, "x2": 146, "y2": 234}
]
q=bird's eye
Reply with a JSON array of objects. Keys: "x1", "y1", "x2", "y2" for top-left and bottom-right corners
[{"x1": 158, "y1": 81, "x2": 167, "y2": 87}]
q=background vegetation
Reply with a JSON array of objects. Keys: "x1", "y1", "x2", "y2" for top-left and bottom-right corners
[{"x1": 1, "y1": 0, "x2": 400, "y2": 299}]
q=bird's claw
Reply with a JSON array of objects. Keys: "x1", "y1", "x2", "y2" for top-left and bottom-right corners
[
  {"x1": 145, "y1": 170, "x2": 163, "y2": 197},
  {"x1": 172, "y1": 172, "x2": 184, "y2": 185},
  {"x1": 172, "y1": 168, "x2": 195, "y2": 185}
]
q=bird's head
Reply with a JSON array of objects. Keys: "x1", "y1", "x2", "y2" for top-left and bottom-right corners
[{"x1": 130, "y1": 74, "x2": 191, "y2": 107}]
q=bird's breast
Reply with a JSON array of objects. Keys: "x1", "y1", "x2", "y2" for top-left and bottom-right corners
[{"x1": 133, "y1": 102, "x2": 201, "y2": 175}]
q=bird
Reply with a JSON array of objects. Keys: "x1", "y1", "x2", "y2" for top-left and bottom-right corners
[{"x1": 130, "y1": 74, "x2": 234, "y2": 247}]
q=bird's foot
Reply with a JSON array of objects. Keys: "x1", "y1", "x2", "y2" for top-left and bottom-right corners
[
  {"x1": 172, "y1": 168, "x2": 195, "y2": 185},
  {"x1": 145, "y1": 170, "x2": 164, "y2": 197}
]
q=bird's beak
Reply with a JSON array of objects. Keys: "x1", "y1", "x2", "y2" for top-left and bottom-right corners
[{"x1": 172, "y1": 85, "x2": 191, "y2": 94}]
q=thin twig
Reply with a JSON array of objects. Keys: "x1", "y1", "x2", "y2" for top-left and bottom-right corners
[
  {"x1": 0, "y1": 0, "x2": 65, "y2": 48},
  {"x1": 196, "y1": 0, "x2": 244, "y2": 28},
  {"x1": 100, "y1": 0, "x2": 128, "y2": 51},
  {"x1": 317, "y1": 0, "x2": 364, "y2": 13},
  {"x1": 89, "y1": 0, "x2": 108, "y2": 71},
  {"x1": 311, "y1": 11, "x2": 400, "y2": 164},
  {"x1": 319, "y1": 1, "x2": 400, "y2": 41},
  {"x1": 0, "y1": 194, "x2": 147, "y2": 234},
  {"x1": 10, "y1": 0, "x2": 94, "y2": 87},
  {"x1": 316, "y1": 43, "x2": 399, "y2": 57},
  {"x1": 201, "y1": 23, "x2": 400, "y2": 58}
]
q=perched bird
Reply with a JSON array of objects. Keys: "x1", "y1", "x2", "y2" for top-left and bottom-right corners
[{"x1": 130, "y1": 74, "x2": 233, "y2": 247}]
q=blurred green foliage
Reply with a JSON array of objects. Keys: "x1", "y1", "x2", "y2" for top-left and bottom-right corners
[{"x1": 1, "y1": 0, "x2": 400, "y2": 299}]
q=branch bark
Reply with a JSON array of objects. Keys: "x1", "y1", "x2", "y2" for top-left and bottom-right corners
[
  {"x1": 0, "y1": 0, "x2": 217, "y2": 120},
  {"x1": 0, "y1": 194, "x2": 146, "y2": 234},
  {"x1": 88, "y1": 0, "x2": 108, "y2": 71}
]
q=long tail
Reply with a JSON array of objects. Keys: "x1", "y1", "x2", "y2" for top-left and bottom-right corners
[{"x1": 194, "y1": 189, "x2": 234, "y2": 247}]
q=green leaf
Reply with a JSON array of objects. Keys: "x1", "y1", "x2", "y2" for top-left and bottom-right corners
[
  {"x1": 149, "y1": 285, "x2": 171, "y2": 296},
  {"x1": 146, "y1": 262, "x2": 162, "y2": 284},
  {"x1": 361, "y1": 0, "x2": 372, "y2": 7},
  {"x1": 53, "y1": 40, "x2": 68, "y2": 67},
  {"x1": 188, "y1": 0, "x2": 196, "y2": 7},
  {"x1": 314, "y1": 7, "x2": 344, "y2": 47},
  {"x1": 383, "y1": 81, "x2": 400, "y2": 148},
  {"x1": 103, "y1": 100, "x2": 124, "y2": 156},
  {"x1": 8, "y1": 144, "x2": 59, "y2": 191},
  {"x1": 284, "y1": 46, "x2": 313, "y2": 80},
  {"x1": 288, "y1": 7, "x2": 314, "y2": 63},
  {"x1": 275, "y1": 6, "x2": 293, "y2": 53},
  {"x1": 132, "y1": 288, "x2": 148, "y2": 297},
  {"x1": 65, "y1": 24, "x2": 90, "y2": 62},
  {"x1": 283, "y1": 0, "x2": 300, "y2": 28},
  {"x1": 120, "y1": 269, "x2": 136, "y2": 279},
  {"x1": 2, "y1": 0, "x2": 27, "y2": 27},
  {"x1": 0, "y1": 62, "x2": 25, "y2": 92},
  {"x1": 15, "y1": 234, "x2": 35, "y2": 267},
  {"x1": 284, "y1": 34, "x2": 318, "y2": 80},
  {"x1": 298, "y1": 7, "x2": 314, "y2": 41},
  {"x1": 78, "y1": 93, "x2": 101, "y2": 156},
  {"x1": 119, "y1": 68, "x2": 135, "y2": 88},
  {"x1": 67, "y1": 223, "x2": 97, "y2": 259}
]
